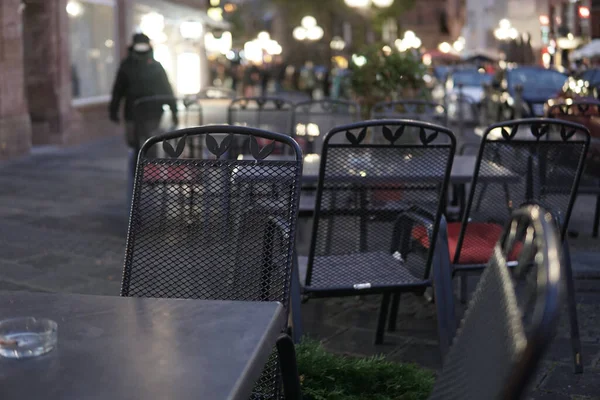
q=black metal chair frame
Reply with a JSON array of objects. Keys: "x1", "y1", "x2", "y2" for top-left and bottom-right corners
[
  {"x1": 371, "y1": 100, "x2": 448, "y2": 126},
  {"x1": 548, "y1": 100, "x2": 600, "y2": 237},
  {"x1": 449, "y1": 118, "x2": 589, "y2": 374},
  {"x1": 429, "y1": 205, "x2": 564, "y2": 399},
  {"x1": 121, "y1": 125, "x2": 303, "y2": 399},
  {"x1": 292, "y1": 99, "x2": 360, "y2": 151},
  {"x1": 227, "y1": 97, "x2": 296, "y2": 157},
  {"x1": 289, "y1": 119, "x2": 457, "y2": 357}
]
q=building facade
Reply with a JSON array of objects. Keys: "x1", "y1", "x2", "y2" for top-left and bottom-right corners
[
  {"x1": 0, "y1": 0, "x2": 221, "y2": 160},
  {"x1": 397, "y1": 0, "x2": 465, "y2": 50}
]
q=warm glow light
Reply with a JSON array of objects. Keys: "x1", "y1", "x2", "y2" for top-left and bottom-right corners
[
  {"x1": 204, "y1": 31, "x2": 233, "y2": 55},
  {"x1": 301, "y1": 16, "x2": 317, "y2": 29},
  {"x1": 154, "y1": 44, "x2": 172, "y2": 75},
  {"x1": 344, "y1": 0, "x2": 370, "y2": 7},
  {"x1": 539, "y1": 15, "x2": 550, "y2": 25},
  {"x1": 499, "y1": 19, "x2": 511, "y2": 30},
  {"x1": 382, "y1": 45, "x2": 392, "y2": 55},
  {"x1": 423, "y1": 53, "x2": 432, "y2": 65},
  {"x1": 180, "y1": 21, "x2": 203, "y2": 40},
  {"x1": 207, "y1": 7, "x2": 223, "y2": 21},
  {"x1": 372, "y1": 0, "x2": 394, "y2": 7},
  {"x1": 293, "y1": 26, "x2": 307, "y2": 41},
  {"x1": 223, "y1": 3, "x2": 236, "y2": 13},
  {"x1": 243, "y1": 40, "x2": 263, "y2": 63},
  {"x1": 306, "y1": 26, "x2": 324, "y2": 41},
  {"x1": 352, "y1": 54, "x2": 367, "y2": 67},
  {"x1": 330, "y1": 36, "x2": 346, "y2": 50},
  {"x1": 579, "y1": 6, "x2": 590, "y2": 19},
  {"x1": 66, "y1": 1, "x2": 83, "y2": 17},
  {"x1": 453, "y1": 39, "x2": 465, "y2": 52},
  {"x1": 177, "y1": 53, "x2": 200, "y2": 95},
  {"x1": 140, "y1": 12, "x2": 165, "y2": 42},
  {"x1": 438, "y1": 42, "x2": 451, "y2": 53},
  {"x1": 210, "y1": 0, "x2": 220, "y2": 6},
  {"x1": 258, "y1": 31, "x2": 270, "y2": 41}
]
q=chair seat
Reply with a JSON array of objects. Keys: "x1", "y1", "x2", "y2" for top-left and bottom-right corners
[
  {"x1": 297, "y1": 251, "x2": 425, "y2": 292},
  {"x1": 412, "y1": 222, "x2": 521, "y2": 265}
]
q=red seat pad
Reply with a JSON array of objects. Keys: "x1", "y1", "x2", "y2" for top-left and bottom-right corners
[
  {"x1": 412, "y1": 222, "x2": 521, "y2": 265},
  {"x1": 143, "y1": 164, "x2": 193, "y2": 183}
]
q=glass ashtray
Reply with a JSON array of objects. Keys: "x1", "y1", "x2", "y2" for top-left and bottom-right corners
[{"x1": 0, "y1": 317, "x2": 57, "y2": 359}]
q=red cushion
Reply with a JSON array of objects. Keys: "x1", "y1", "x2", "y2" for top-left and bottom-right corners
[
  {"x1": 143, "y1": 164, "x2": 193, "y2": 183},
  {"x1": 412, "y1": 222, "x2": 521, "y2": 265}
]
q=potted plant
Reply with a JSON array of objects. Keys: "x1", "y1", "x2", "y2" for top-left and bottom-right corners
[{"x1": 349, "y1": 44, "x2": 427, "y2": 119}]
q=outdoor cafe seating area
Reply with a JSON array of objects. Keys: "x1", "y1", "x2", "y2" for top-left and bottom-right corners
[{"x1": 4, "y1": 88, "x2": 599, "y2": 399}]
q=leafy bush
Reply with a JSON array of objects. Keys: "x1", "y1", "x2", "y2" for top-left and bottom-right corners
[
  {"x1": 296, "y1": 340, "x2": 435, "y2": 400},
  {"x1": 349, "y1": 44, "x2": 427, "y2": 118}
]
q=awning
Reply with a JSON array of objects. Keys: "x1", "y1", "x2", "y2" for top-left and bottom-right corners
[{"x1": 572, "y1": 39, "x2": 600, "y2": 59}]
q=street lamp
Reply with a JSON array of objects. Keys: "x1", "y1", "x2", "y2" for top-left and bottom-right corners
[
  {"x1": 394, "y1": 30, "x2": 421, "y2": 51},
  {"x1": 494, "y1": 19, "x2": 518, "y2": 40},
  {"x1": 344, "y1": 0, "x2": 393, "y2": 7},
  {"x1": 453, "y1": 36, "x2": 465, "y2": 52},
  {"x1": 330, "y1": 36, "x2": 346, "y2": 51},
  {"x1": 438, "y1": 42, "x2": 452, "y2": 53},
  {"x1": 293, "y1": 15, "x2": 324, "y2": 42}
]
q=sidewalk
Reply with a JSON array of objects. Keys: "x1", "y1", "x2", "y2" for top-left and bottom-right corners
[{"x1": 1, "y1": 136, "x2": 599, "y2": 398}]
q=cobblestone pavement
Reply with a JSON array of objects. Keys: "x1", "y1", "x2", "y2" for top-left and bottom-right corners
[{"x1": 1, "y1": 133, "x2": 600, "y2": 399}]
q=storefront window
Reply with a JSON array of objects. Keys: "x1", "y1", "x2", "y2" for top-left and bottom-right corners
[{"x1": 68, "y1": 0, "x2": 117, "y2": 100}]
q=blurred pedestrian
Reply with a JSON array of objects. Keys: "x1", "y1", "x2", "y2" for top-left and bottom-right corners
[{"x1": 108, "y1": 33, "x2": 178, "y2": 210}]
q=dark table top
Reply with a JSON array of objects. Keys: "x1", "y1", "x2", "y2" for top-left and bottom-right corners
[
  {"x1": 0, "y1": 292, "x2": 284, "y2": 400},
  {"x1": 237, "y1": 154, "x2": 519, "y2": 186}
]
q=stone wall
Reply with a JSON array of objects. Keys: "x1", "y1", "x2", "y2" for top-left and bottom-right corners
[{"x1": 0, "y1": 0, "x2": 32, "y2": 160}]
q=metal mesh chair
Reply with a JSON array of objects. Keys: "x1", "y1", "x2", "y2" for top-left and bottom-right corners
[
  {"x1": 292, "y1": 99, "x2": 359, "y2": 155},
  {"x1": 371, "y1": 100, "x2": 448, "y2": 126},
  {"x1": 549, "y1": 100, "x2": 600, "y2": 237},
  {"x1": 121, "y1": 125, "x2": 303, "y2": 399},
  {"x1": 429, "y1": 205, "x2": 563, "y2": 400},
  {"x1": 132, "y1": 96, "x2": 179, "y2": 154},
  {"x1": 183, "y1": 89, "x2": 236, "y2": 158},
  {"x1": 412, "y1": 118, "x2": 588, "y2": 373},
  {"x1": 228, "y1": 97, "x2": 295, "y2": 158},
  {"x1": 291, "y1": 120, "x2": 457, "y2": 354}
]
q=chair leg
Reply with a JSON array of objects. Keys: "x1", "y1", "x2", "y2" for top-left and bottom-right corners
[
  {"x1": 276, "y1": 334, "x2": 302, "y2": 400},
  {"x1": 460, "y1": 271, "x2": 468, "y2": 304},
  {"x1": 388, "y1": 293, "x2": 401, "y2": 332},
  {"x1": 375, "y1": 294, "x2": 391, "y2": 345},
  {"x1": 562, "y1": 240, "x2": 584, "y2": 374},
  {"x1": 593, "y1": 195, "x2": 600, "y2": 238},
  {"x1": 289, "y1": 254, "x2": 304, "y2": 344}
]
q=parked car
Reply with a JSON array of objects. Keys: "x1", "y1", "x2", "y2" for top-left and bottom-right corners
[{"x1": 490, "y1": 66, "x2": 568, "y2": 120}]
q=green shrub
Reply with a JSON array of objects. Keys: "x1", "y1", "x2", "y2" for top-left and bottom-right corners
[{"x1": 296, "y1": 340, "x2": 435, "y2": 400}]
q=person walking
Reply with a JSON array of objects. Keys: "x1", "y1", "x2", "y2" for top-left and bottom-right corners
[{"x1": 108, "y1": 33, "x2": 178, "y2": 210}]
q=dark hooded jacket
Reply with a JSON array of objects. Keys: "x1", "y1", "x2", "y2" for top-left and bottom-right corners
[{"x1": 109, "y1": 46, "x2": 177, "y2": 122}]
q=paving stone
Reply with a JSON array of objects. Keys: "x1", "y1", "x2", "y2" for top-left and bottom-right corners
[{"x1": 541, "y1": 366, "x2": 600, "y2": 396}]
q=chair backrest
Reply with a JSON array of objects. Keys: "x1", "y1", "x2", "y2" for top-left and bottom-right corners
[
  {"x1": 228, "y1": 97, "x2": 295, "y2": 134},
  {"x1": 276, "y1": 90, "x2": 312, "y2": 104},
  {"x1": 548, "y1": 100, "x2": 600, "y2": 179},
  {"x1": 133, "y1": 95, "x2": 179, "y2": 152},
  {"x1": 306, "y1": 120, "x2": 456, "y2": 284},
  {"x1": 371, "y1": 100, "x2": 447, "y2": 126},
  {"x1": 121, "y1": 125, "x2": 302, "y2": 313},
  {"x1": 429, "y1": 205, "x2": 563, "y2": 400},
  {"x1": 292, "y1": 99, "x2": 360, "y2": 154},
  {"x1": 455, "y1": 118, "x2": 589, "y2": 264}
]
